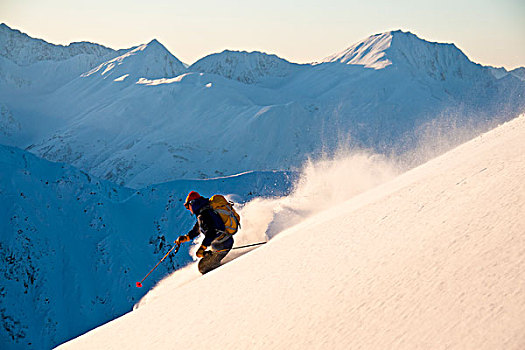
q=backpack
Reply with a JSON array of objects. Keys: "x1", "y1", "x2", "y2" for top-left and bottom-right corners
[{"x1": 209, "y1": 194, "x2": 241, "y2": 235}]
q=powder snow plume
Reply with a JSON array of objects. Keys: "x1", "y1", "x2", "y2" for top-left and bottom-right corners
[{"x1": 234, "y1": 150, "x2": 399, "y2": 248}]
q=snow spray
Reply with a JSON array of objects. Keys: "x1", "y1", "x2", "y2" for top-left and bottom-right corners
[{"x1": 234, "y1": 150, "x2": 399, "y2": 247}]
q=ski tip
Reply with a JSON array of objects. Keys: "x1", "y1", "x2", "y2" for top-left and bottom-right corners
[{"x1": 136, "y1": 282, "x2": 143, "y2": 288}]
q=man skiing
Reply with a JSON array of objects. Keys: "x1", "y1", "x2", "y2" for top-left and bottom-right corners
[{"x1": 175, "y1": 191, "x2": 234, "y2": 274}]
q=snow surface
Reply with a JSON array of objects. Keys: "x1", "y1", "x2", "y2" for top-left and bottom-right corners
[
  {"x1": 60, "y1": 115, "x2": 525, "y2": 349},
  {"x1": 322, "y1": 31, "x2": 394, "y2": 69}
]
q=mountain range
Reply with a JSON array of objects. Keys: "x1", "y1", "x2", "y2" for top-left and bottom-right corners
[{"x1": 1, "y1": 23, "x2": 523, "y2": 188}]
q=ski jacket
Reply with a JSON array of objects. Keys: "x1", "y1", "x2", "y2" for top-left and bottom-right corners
[{"x1": 187, "y1": 197, "x2": 226, "y2": 247}]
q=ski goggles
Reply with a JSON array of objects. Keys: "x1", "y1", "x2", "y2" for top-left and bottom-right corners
[{"x1": 184, "y1": 199, "x2": 195, "y2": 209}]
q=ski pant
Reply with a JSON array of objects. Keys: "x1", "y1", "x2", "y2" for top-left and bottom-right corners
[{"x1": 198, "y1": 236, "x2": 234, "y2": 274}]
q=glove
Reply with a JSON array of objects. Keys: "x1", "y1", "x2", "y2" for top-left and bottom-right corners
[
  {"x1": 175, "y1": 235, "x2": 190, "y2": 245},
  {"x1": 196, "y1": 245, "x2": 208, "y2": 258}
]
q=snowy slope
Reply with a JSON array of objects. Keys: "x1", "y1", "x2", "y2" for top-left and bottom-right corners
[
  {"x1": 60, "y1": 114, "x2": 525, "y2": 349},
  {"x1": 81, "y1": 39, "x2": 186, "y2": 82},
  {"x1": 0, "y1": 144, "x2": 294, "y2": 349},
  {"x1": 2, "y1": 29, "x2": 521, "y2": 187},
  {"x1": 322, "y1": 31, "x2": 395, "y2": 69}
]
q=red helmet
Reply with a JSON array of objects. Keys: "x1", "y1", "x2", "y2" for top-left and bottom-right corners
[{"x1": 184, "y1": 191, "x2": 201, "y2": 209}]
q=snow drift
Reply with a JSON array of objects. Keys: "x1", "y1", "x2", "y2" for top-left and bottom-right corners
[{"x1": 60, "y1": 115, "x2": 525, "y2": 349}]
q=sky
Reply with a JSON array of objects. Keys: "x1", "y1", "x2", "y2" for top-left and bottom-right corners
[{"x1": 2, "y1": 0, "x2": 524, "y2": 69}]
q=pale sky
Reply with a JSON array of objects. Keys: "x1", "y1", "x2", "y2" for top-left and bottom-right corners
[{"x1": 2, "y1": 0, "x2": 524, "y2": 69}]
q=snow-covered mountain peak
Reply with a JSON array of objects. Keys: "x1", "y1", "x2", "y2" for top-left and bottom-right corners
[
  {"x1": 323, "y1": 30, "x2": 476, "y2": 78},
  {"x1": 0, "y1": 23, "x2": 116, "y2": 66},
  {"x1": 133, "y1": 39, "x2": 168, "y2": 53},
  {"x1": 146, "y1": 38, "x2": 162, "y2": 47},
  {"x1": 81, "y1": 39, "x2": 186, "y2": 81},
  {"x1": 189, "y1": 50, "x2": 301, "y2": 84}
]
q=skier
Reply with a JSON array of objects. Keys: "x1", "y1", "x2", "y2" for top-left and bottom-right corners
[{"x1": 175, "y1": 191, "x2": 234, "y2": 274}]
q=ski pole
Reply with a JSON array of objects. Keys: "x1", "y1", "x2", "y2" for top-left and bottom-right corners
[
  {"x1": 216, "y1": 241, "x2": 267, "y2": 253},
  {"x1": 136, "y1": 243, "x2": 180, "y2": 288}
]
